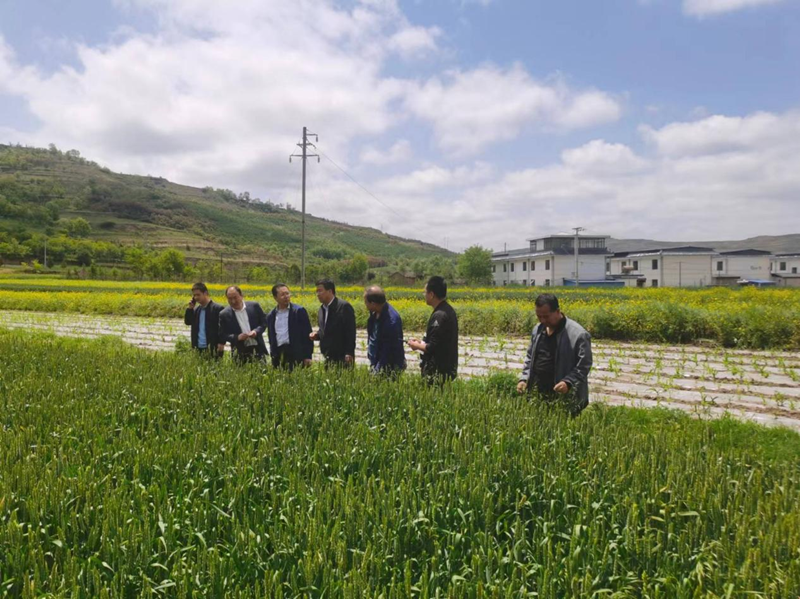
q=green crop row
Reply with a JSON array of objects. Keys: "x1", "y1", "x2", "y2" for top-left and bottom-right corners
[
  {"x1": 1, "y1": 285, "x2": 800, "y2": 348},
  {"x1": 1, "y1": 330, "x2": 799, "y2": 596}
]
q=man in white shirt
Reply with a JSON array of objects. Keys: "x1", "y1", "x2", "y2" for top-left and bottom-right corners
[
  {"x1": 218, "y1": 285, "x2": 268, "y2": 363},
  {"x1": 266, "y1": 283, "x2": 314, "y2": 370}
]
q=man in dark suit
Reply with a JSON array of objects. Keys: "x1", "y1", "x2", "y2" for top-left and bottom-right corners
[
  {"x1": 265, "y1": 283, "x2": 313, "y2": 370},
  {"x1": 184, "y1": 282, "x2": 224, "y2": 358},
  {"x1": 309, "y1": 278, "x2": 356, "y2": 368},
  {"x1": 218, "y1": 285, "x2": 268, "y2": 364},
  {"x1": 408, "y1": 276, "x2": 459, "y2": 384}
]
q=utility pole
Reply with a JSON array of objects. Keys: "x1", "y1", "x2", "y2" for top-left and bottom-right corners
[
  {"x1": 43, "y1": 238, "x2": 47, "y2": 269},
  {"x1": 290, "y1": 127, "x2": 319, "y2": 289},
  {"x1": 572, "y1": 227, "x2": 585, "y2": 286}
]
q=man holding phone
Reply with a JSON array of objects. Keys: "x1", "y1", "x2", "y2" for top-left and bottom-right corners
[{"x1": 184, "y1": 282, "x2": 225, "y2": 357}]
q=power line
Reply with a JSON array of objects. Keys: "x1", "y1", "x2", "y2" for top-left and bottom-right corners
[{"x1": 315, "y1": 147, "x2": 404, "y2": 220}]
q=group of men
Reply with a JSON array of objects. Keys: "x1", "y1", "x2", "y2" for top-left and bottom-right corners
[{"x1": 185, "y1": 276, "x2": 593, "y2": 414}]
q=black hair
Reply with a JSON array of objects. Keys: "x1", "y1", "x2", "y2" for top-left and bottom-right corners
[
  {"x1": 535, "y1": 293, "x2": 560, "y2": 312},
  {"x1": 271, "y1": 283, "x2": 288, "y2": 298},
  {"x1": 225, "y1": 285, "x2": 244, "y2": 297},
  {"x1": 364, "y1": 286, "x2": 386, "y2": 304},
  {"x1": 315, "y1": 278, "x2": 336, "y2": 294},
  {"x1": 425, "y1": 276, "x2": 447, "y2": 300},
  {"x1": 191, "y1": 282, "x2": 209, "y2": 294}
]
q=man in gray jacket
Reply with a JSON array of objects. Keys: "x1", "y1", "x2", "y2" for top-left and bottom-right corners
[{"x1": 516, "y1": 293, "x2": 593, "y2": 416}]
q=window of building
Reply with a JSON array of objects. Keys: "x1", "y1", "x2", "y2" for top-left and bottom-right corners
[
  {"x1": 530, "y1": 240, "x2": 538, "y2": 251},
  {"x1": 491, "y1": 264, "x2": 496, "y2": 273},
  {"x1": 578, "y1": 237, "x2": 607, "y2": 249},
  {"x1": 717, "y1": 261, "x2": 724, "y2": 271},
  {"x1": 652, "y1": 259, "x2": 658, "y2": 270},
  {"x1": 531, "y1": 261, "x2": 535, "y2": 271},
  {"x1": 522, "y1": 279, "x2": 527, "y2": 286},
  {"x1": 531, "y1": 279, "x2": 535, "y2": 286},
  {"x1": 545, "y1": 279, "x2": 551, "y2": 286},
  {"x1": 503, "y1": 264, "x2": 507, "y2": 272},
  {"x1": 652, "y1": 279, "x2": 659, "y2": 288},
  {"x1": 780, "y1": 262, "x2": 787, "y2": 271},
  {"x1": 633, "y1": 260, "x2": 638, "y2": 270},
  {"x1": 522, "y1": 262, "x2": 527, "y2": 271},
  {"x1": 545, "y1": 259, "x2": 550, "y2": 270},
  {"x1": 794, "y1": 267, "x2": 798, "y2": 274},
  {"x1": 510, "y1": 263, "x2": 515, "y2": 272}
]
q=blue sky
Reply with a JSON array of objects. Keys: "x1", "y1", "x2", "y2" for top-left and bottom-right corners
[{"x1": 1, "y1": 0, "x2": 798, "y2": 250}]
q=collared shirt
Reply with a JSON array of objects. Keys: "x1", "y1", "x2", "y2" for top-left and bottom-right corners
[
  {"x1": 321, "y1": 297, "x2": 335, "y2": 332},
  {"x1": 234, "y1": 305, "x2": 257, "y2": 346},
  {"x1": 533, "y1": 316, "x2": 566, "y2": 395},
  {"x1": 197, "y1": 308, "x2": 207, "y2": 348},
  {"x1": 276, "y1": 307, "x2": 290, "y2": 346}
]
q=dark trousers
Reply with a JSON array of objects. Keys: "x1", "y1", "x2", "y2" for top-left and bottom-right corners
[
  {"x1": 324, "y1": 356, "x2": 354, "y2": 370},
  {"x1": 195, "y1": 346, "x2": 222, "y2": 359},
  {"x1": 233, "y1": 345, "x2": 265, "y2": 365},
  {"x1": 273, "y1": 345, "x2": 301, "y2": 371}
]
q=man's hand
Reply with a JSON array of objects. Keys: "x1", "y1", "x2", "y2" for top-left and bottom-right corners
[
  {"x1": 216, "y1": 343, "x2": 226, "y2": 353},
  {"x1": 516, "y1": 380, "x2": 528, "y2": 394},
  {"x1": 303, "y1": 358, "x2": 313, "y2": 367},
  {"x1": 309, "y1": 331, "x2": 319, "y2": 341},
  {"x1": 237, "y1": 332, "x2": 249, "y2": 342},
  {"x1": 407, "y1": 338, "x2": 426, "y2": 352},
  {"x1": 553, "y1": 381, "x2": 570, "y2": 394},
  {"x1": 344, "y1": 355, "x2": 353, "y2": 364}
]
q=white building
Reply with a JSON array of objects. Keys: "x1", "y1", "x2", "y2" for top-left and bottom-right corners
[
  {"x1": 771, "y1": 254, "x2": 800, "y2": 287},
  {"x1": 713, "y1": 249, "x2": 773, "y2": 286},
  {"x1": 491, "y1": 234, "x2": 610, "y2": 286},
  {"x1": 607, "y1": 246, "x2": 717, "y2": 288}
]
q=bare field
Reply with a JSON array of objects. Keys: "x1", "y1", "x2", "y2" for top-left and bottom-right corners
[{"x1": 2, "y1": 309, "x2": 798, "y2": 430}]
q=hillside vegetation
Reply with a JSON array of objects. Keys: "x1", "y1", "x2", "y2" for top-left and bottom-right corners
[{"x1": 0, "y1": 145, "x2": 451, "y2": 278}]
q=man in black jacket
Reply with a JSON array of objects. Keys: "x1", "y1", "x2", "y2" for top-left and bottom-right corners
[
  {"x1": 218, "y1": 285, "x2": 269, "y2": 364},
  {"x1": 309, "y1": 278, "x2": 356, "y2": 368},
  {"x1": 408, "y1": 276, "x2": 459, "y2": 383},
  {"x1": 184, "y1": 282, "x2": 224, "y2": 358},
  {"x1": 266, "y1": 283, "x2": 313, "y2": 370}
]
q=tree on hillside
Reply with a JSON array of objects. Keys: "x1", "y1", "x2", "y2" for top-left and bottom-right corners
[
  {"x1": 457, "y1": 245, "x2": 493, "y2": 286},
  {"x1": 64, "y1": 217, "x2": 92, "y2": 238}
]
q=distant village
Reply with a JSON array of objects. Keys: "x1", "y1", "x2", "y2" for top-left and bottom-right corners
[{"x1": 492, "y1": 234, "x2": 800, "y2": 288}]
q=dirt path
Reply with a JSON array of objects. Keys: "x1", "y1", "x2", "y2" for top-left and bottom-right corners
[{"x1": 2, "y1": 310, "x2": 799, "y2": 431}]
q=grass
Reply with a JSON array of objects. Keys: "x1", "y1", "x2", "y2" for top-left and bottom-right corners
[{"x1": 1, "y1": 330, "x2": 799, "y2": 597}]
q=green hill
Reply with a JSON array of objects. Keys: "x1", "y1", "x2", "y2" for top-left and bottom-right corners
[{"x1": 0, "y1": 144, "x2": 451, "y2": 273}]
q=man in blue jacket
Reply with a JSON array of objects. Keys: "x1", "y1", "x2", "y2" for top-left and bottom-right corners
[
  {"x1": 265, "y1": 283, "x2": 313, "y2": 370},
  {"x1": 364, "y1": 285, "x2": 406, "y2": 376}
]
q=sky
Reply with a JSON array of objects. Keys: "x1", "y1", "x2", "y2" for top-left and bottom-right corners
[{"x1": 0, "y1": 0, "x2": 798, "y2": 251}]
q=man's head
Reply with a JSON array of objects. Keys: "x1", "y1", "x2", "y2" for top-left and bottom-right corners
[
  {"x1": 191, "y1": 282, "x2": 210, "y2": 307},
  {"x1": 272, "y1": 283, "x2": 291, "y2": 309},
  {"x1": 315, "y1": 278, "x2": 336, "y2": 305},
  {"x1": 225, "y1": 285, "x2": 245, "y2": 310},
  {"x1": 534, "y1": 293, "x2": 563, "y2": 329},
  {"x1": 424, "y1": 276, "x2": 447, "y2": 307},
  {"x1": 364, "y1": 285, "x2": 386, "y2": 314}
]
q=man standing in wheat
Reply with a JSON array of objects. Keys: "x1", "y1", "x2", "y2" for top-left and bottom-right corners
[{"x1": 517, "y1": 293, "x2": 593, "y2": 416}]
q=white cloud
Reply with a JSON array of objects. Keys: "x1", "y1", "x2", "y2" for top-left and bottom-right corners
[
  {"x1": 387, "y1": 25, "x2": 442, "y2": 58},
  {"x1": 360, "y1": 139, "x2": 413, "y2": 165},
  {"x1": 683, "y1": 0, "x2": 785, "y2": 16},
  {"x1": 560, "y1": 140, "x2": 649, "y2": 174},
  {"x1": 354, "y1": 109, "x2": 800, "y2": 251},
  {"x1": 640, "y1": 111, "x2": 800, "y2": 156},
  {"x1": 404, "y1": 64, "x2": 622, "y2": 155}
]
